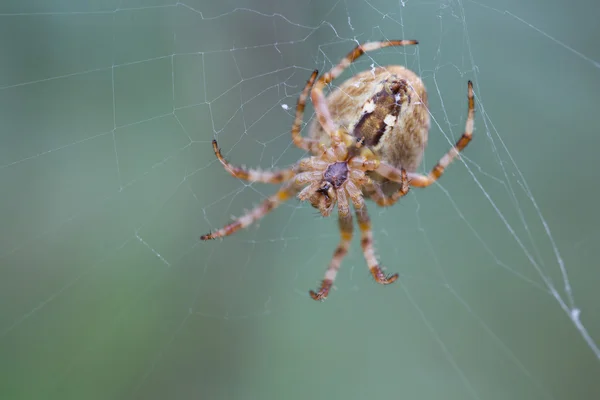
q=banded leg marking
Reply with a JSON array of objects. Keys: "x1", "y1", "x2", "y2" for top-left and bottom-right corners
[
  {"x1": 354, "y1": 203, "x2": 398, "y2": 285},
  {"x1": 201, "y1": 186, "x2": 296, "y2": 240},
  {"x1": 291, "y1": 70, "x2": 320, "y2": 153},
  {"x1": 212, "y1": 140, "x2": 296, "y2": 184},
  {"x1": 408, "y1": 81, "x2": 475, "y2": 187},
  {"x1": 310, "y1": 189, "x2": 353, "y2": 301}
]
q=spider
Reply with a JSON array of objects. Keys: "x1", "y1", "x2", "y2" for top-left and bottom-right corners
[{"x1": 201, "y1": 40, "x2": 474, "y2": 301}]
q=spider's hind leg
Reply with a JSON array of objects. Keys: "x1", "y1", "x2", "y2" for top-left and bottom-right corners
[
  {"x1": 311, "y1": 40, "x2": 418, "y2": 139},
  {"x1": 406, "y1": 81, "x2": 475, "y2": 187},
  {"x1": 291, "y1": 70, "x2": 321, "y2": 154}
]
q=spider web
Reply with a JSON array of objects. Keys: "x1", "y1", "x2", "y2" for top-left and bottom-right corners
[{"x1": 1, "y1": 0, "x2": 599, "y2": 399}]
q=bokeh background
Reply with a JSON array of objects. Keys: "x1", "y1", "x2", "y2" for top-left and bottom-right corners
[{"x1": 1, "y1": 0, "x2": 599, "y2": 399}]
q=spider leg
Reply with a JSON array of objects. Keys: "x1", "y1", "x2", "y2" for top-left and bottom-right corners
[
  {"x1": 309, "y1": 189, "x2": 353, "y2": 301},
  {"x1": 311, "y1": 40, "x2": 418, "y2": 139},
  {"x1": 348, "y1": 148, "x2": 410, "y2": 207},
  {"x1": 351, "y1": 192, "x2": 399, "y2": 286},
  {"x1": 358, "y1": 171, "x2": 410, "y2": 207},
  {"x1": 200, "y1": 184, "x2": 297, "y2": 240},
  {"x1": 211, "y1": 140, "x2": 297, "y2": 184},
  {"x1": 406, "y1": 80, "x2": 475, "y2": 187},
  {"x1": 211, "y1": 140, "x2": 328, "y2": 184},
  {"x1": 291, "y1": 70, "x2": 321, "y2": 154}
]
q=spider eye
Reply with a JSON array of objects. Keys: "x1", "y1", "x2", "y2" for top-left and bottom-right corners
[
  {"x1": 308, "y1": 181, "x2": 335, "y2": 216},
  {"x1": 317, "y1": 181, "x2": 332, "y2": 196}
]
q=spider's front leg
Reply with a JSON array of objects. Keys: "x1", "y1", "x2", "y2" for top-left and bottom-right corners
[
  {"x1": 346, "y1": 182, "x2": 398, "y2": 285},
  {"x1": 200, "y1": 184, "x2": 298, "y2": 240},
  {"x1": 201, "y1": 163, "x2": 327, "y2": 241},
  {"x1": 356, "y1": 205, "x2": 399, "y2": 285},
  {"x1": 309, "y1": 189, "x2": 353, "y2": 301}
]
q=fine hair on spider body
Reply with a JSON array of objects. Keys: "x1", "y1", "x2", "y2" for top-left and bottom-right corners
[{"x1": 201, "y1": 40, "x2": 475, "y2": 301}]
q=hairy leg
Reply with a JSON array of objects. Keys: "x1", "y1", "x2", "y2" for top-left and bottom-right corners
[
  {"x1": 200, "y1": 185, "x2": 297, "y2": 240},
  {"x1": 309, "y1": 189, "x2": 353, "y2": 300},
  {"x1": 311, "y1": 40, "x2": 418, "y2": 139},
  {"x1": 351, "y1": 194, "x2": 398, "y2": 285},
  {"x1": 291, "y1": 70, "x2": 321, "y2": 153},
  {"x1": 211, "y1": 140, "x2": 297, "y2": 184},
  {"x1": 406, "y1": 81, "x2": 475, "y2": 187}
]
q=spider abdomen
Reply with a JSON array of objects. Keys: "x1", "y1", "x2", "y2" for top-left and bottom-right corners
[{"x1": 309, "y1": 65, "x2": 430, "y2": 173}]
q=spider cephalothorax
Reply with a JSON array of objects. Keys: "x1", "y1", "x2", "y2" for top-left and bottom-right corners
[
  {"x1": 303, "y1": 146, "x2": 363, "y2": 217},
  {"x1": 201, "y1": 40, "x2": 474, "y2": 301}
]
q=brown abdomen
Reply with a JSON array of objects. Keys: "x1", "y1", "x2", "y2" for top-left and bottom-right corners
[{"x1": 308, "y1": 65, "x2": 430, "y2": 173}]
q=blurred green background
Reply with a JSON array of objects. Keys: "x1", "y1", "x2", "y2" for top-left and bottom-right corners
[{"x1": 1, "y1": 0, "x2": 599, "y2": 399}]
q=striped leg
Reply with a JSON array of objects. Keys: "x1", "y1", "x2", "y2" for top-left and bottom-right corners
[
  {"x1": 310, "y1": 189, "x2": 353, "y2": 301},
  {"x1": 364, "y1": 169, "x2": 410, "y2": 207},
  {"x1": 211, "y1": 140, "x2": 297, "y2": 184},
  {"x1": 200, "y1": 185, "x2": 296, "y2": 240},
  {"x1": 291, "y1": 70, "x2": 320, "y2": 153},
  {"x1": 347, "y1": 152, "x2": 410, "y2": 207},
  {"x1": 311, "y1": 40, "x2": 418, "y2": 138},
  {"x1": 407, "y1": 81, "x2": 475, "y2": 187},
  {"x1": 353, "y1": 198, "x2": 398, "y2": 285}
]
